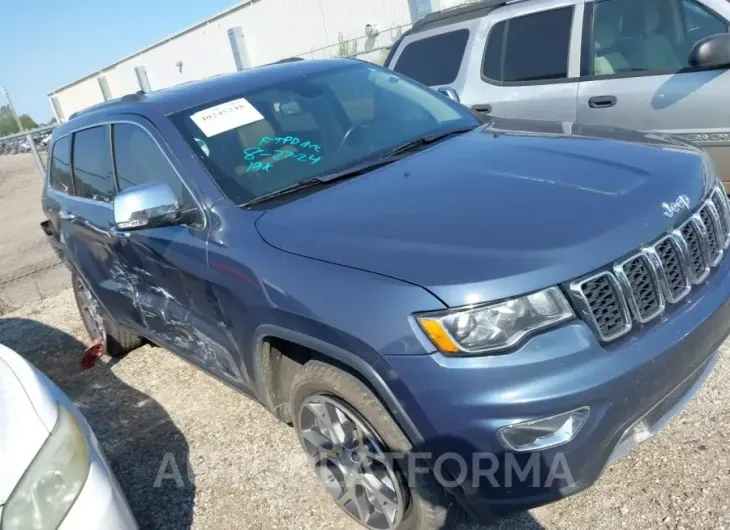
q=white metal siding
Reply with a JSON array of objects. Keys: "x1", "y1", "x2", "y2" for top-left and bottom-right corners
[
  {"x1": 48, "y1": 0, "x2": 428, "y2": 119},
  {"x1": 55, "y1": 78, "x2": 105, "y2": 118}
]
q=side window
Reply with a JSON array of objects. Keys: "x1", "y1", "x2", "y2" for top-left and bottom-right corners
[
  {"x1": 112, "y1": 123, "x2": 186, "y2": 201},
  {"x1": 681, "y1": 0, "x2": 728, "y2": 44},
  {"x1": 590, "y1": 0, "x2": 729, "y2": 77},
  {"x1": 393, "y1": 29, "x2": 470, "y2": 86},
  {"x1": 72, "y1": 126, "x2": 115, "y2": 203},
  {"x1": 483, "y1": 8, "x2": 573, "y2": 83},
  {"x1": 49, "y1": 136, "x2": 73, "y2": 193}
]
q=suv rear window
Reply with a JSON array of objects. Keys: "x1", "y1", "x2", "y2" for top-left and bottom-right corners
[
  {"x1": 72, "y1": 126, "x2": 115, "y2": 203},
  {"x1": 49, "y1": 136, "x2": 73, "y2": 193},
  {"x1": 393, "y1": 29, "x2": 470, "y2": 86},
  {"x1": 483, "y1": 7, "x2": 573, "y2": 83}
]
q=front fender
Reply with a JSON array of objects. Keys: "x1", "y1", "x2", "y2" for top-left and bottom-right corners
[{"x1": 251, "y1": 324, "x2": 425, "y2": 445}]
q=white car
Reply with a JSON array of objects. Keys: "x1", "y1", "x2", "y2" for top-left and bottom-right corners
[{"x1": 0, "y1": 344, "x2": 137, "y2": 530}]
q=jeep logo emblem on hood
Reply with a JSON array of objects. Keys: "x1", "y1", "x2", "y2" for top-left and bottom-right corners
[{"x1": 662, "y1": 195, "x2": 691, "y2": 218}]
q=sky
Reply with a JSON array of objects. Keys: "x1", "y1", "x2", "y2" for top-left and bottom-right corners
[{"x1": 0, "y1": 0, "x2": 238, "y2": 123}]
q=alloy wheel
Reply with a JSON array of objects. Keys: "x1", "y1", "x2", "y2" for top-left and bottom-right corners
[{"x1": 298, "y1": 395, "x2": 406, "y2": 530}]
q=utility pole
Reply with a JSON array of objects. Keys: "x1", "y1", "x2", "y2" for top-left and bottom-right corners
[{"x1": 1, "y1": 86, "x2": 24, "y2": 132}]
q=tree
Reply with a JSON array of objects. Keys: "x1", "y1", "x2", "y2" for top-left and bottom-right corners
[
  {"x1": 0, "y1": 105, "x2": 40, "y2": 137},
  {"x1": 19, "y1": 115, "x2": 37, "y2": 130}
]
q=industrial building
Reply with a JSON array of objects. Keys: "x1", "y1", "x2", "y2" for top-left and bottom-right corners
[{"x1": 48, "y1": 0, "x2": 464, "y2": 121}]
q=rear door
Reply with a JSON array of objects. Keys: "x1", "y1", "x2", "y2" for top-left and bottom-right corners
[
  {"x1": 460, "y1": 1, "x2": 583, "y2": 121},
  {"x1": 576, "y1": 0, "x2": 730, "y2": 182},
  {"x1": 42, "y1": 135, "x2": 75, "y2": 260},
  {"x1": 109, "y1": 117, "x2": 245, "y2": 385},
  {"x1": 62, "y1": 124, "x2": 141, "y2": 329}
]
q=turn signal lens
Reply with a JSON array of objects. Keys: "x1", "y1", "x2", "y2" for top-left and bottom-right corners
[{"x1": 418, "y1": 318, "x2": 460, "y2": 353}]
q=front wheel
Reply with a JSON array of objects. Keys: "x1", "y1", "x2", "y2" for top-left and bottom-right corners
[
  {"x1": 72, "y1": 271, "x2": 143, "y2": 357},
  {"x1": 290, "y1": 361, "x2": 459, "y2": 530}
]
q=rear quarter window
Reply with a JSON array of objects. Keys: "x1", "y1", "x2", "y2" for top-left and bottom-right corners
[
  {"x1": 392, "y1": 29, "x2": 470, "y2": 86},
  {"x1": 49, "y1": 136, "x2": 73, "y2": 194}
]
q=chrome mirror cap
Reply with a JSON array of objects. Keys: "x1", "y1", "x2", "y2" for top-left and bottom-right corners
[{"x1": 113, "y1": 182, "x2": 181, "y2": 231}]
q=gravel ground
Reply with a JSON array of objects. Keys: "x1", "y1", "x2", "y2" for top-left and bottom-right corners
[
  {"x1": 1, "y1": 288, "x2": 728, "y2": 530},
  {"x1": 0, "y1": 153, "x2": 66, "y2": 312}
]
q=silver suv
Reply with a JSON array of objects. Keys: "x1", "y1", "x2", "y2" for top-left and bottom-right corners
[{"x1": 386, "y1": 0, "x2": 730, "y2": 189}]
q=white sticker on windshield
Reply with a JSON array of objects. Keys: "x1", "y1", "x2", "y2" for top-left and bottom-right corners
[{"x1": 190, "y1": 97, "x2": 264, "y2": 137}]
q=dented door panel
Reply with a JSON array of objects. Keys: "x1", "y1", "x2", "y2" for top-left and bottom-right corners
[
  {"x1": 64, "y1": 198, "x2": 142, "y2": 330},
  {"x1": 112, "y1": 222, "x2": 246, "y2": 385}
]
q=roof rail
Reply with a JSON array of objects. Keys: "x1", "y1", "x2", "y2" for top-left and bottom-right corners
[
  {"x1": 411, "y1": 0, "x2": 509, "y2": 31},
  {"x1": 67, "y1": 91, "x2": 147, "y2": 121}
]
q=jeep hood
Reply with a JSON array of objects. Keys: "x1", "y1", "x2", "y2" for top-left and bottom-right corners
[{"x1": 255, "y1": 118, "x2": 713, "y2": 308}]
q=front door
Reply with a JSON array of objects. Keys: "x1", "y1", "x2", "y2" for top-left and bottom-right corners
[
  {"x1": 576, "y1": 0, "x2": 730, "y2": 182},
  {"x1": 107, "y1": 117, "x2": 245, "y2": 385}
]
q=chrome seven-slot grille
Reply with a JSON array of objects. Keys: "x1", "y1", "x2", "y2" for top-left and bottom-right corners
[{"x1": 571, "y1": 186, "x2": 730, "y2": 342}]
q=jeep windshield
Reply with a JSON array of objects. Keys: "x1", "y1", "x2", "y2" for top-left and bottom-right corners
[{"x1": 170, "y1": 62, "x2": 479, "y2": 205}]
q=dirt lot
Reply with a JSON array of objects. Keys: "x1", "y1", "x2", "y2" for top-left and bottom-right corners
[
  {"x1": 0, "y1": 153, "x2": 68, "y2": 312},
  {"x1": 1, "y1": 155, "x2": 729, "y2": 529}
]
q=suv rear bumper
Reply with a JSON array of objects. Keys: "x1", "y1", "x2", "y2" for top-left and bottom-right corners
[{"x1": 380, "y1": 260, "x2": 730, "y2": 521}]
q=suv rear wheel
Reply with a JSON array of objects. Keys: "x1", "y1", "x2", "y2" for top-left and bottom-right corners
[
  {"x1": 290, "y1": 361, "x2": 458, "y2": 530},
  {"x1": 72, "y1": 271, "x2": 143, "y2": 357}
]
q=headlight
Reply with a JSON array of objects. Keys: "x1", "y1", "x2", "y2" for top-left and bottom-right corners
[
  {"x1": 417, "y1": 287, "x2": 574, "y2": 355},
  {"x1": 1, "y1": 405, "x2": 90, "y2": 530}
]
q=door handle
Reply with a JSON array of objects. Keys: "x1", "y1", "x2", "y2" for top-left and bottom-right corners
[
  {"x1": 470, "y1": 104, "x2": 493, "y2": 114},
  {"x1": 588, "y1": 95, "x2": 617, "y2": 109},
  {"x1": 59, "y1": 211, "x2": 77, "y2": 221}
]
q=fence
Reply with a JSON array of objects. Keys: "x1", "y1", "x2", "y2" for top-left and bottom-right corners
[
  {"x1": 297, "y1": 23, "x2": 412, "y2": 64},
  {"x1": 0, "y1": 124, "x2": 67, "y2": 314}
]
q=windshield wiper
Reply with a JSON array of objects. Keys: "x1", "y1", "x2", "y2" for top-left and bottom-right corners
[
  {"x1": 243, "y1": 126, "x2": 476, "y2": 208},
  {"x1": 242, "y1": 156, "x2": 402, "y2": 208},
  {"x1": 386, "y1": 126, "x2": 477, "y2": 157}
]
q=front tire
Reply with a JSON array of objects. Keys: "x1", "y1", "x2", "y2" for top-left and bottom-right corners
[
  {"x1": 290, "y1": 361, "x2": 459, "y2": 530},
  {"x1": 72, "y1": 271, "x2": 143, "y2": 357}
]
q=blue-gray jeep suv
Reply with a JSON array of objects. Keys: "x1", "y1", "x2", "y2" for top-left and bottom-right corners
[{"x1": 41, "y1": 59, "x2": 730, "y2": 529}]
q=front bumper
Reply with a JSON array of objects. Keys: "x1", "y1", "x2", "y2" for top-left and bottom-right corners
[{"x1": 379, "y1": 256, "x2": 730, "y2": 521}]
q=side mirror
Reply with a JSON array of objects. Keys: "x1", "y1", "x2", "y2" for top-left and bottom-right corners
[
  {"x1": 689, "y1": 33, "x2": 730, "y2": 69},
  {"x1": 113, "y1": 182, "x2": 184, "y2": 231},
  {"x1": 437, "y1": 87, "x2": 461, "y2": 103}
]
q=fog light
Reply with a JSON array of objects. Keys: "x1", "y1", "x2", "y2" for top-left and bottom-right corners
[{"x1": 498, "y1": 407, "x2": 590, "y2": 452}]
